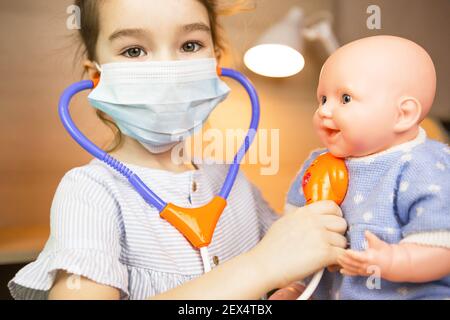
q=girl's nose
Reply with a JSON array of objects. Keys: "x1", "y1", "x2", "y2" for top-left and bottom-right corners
[{"x1": 151, "y1": 48, "x2": 178, "y2": 61}]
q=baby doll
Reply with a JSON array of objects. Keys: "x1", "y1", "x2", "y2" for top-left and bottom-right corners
[{"x1": 285, "y1": 35, "x2": 450, "y2": 300}]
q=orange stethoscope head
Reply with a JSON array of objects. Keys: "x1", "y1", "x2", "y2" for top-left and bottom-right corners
[
  {"x1": 296, "y1": 152, "x2": 348, "y2": 300},
  {"x1": 302, "y1": 152, "x2": 349, "y2": 205}
]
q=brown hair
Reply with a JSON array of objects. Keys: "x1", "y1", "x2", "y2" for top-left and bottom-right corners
[{"x1": 75, "y1": 0, "x2": 254, "y2": 152}]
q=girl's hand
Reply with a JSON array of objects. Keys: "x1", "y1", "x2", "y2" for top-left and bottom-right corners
[
  {"x1": 250, "y1": 200, "x2": 348, "y2": 290},
  {"x1": 268, "y1": 282, "x2": 306, "y2": 300}
]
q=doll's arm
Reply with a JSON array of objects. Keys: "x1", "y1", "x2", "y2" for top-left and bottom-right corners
[{"x1": 338, "y1": 231, "x2": 450, "y2": 283}]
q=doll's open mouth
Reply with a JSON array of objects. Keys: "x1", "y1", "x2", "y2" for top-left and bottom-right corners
[{"x1": 324, "y1": 127, "x2": 340, "y2": 138}]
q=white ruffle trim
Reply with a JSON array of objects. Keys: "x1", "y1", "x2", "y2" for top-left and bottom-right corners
[
  {"x1": 401, "y1": 231, "x2": 450, "y2": 249},
  {"x1": 8, "y1": 249, "x2": 129, "y2": 300}
]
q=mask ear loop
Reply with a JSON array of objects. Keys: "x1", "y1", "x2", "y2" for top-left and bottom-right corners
[{"x1": 94, "y1": 62, "x2": 102, "y2": 71}]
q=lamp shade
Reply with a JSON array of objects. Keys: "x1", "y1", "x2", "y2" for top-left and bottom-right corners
[{"x1": 244, "y1": 7, "x2": 305, "y2": 78}]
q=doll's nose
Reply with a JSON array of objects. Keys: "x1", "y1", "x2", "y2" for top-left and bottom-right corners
[{"x1": 317, "y1": 104, "x2": 333, "y2": 118}]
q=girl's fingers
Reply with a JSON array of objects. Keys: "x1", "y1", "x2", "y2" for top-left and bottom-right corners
[
  {"x1": 326, "y1": 231, "x2": 348, "y2": 249},
  {"x1": 306, "y1": 200, "x2": 343, "y2": 217},
  {"x1": 321, "y1": 215, "x2": 348, "y2": 233},
  {"x1": 283, "y1": 203, "x2": 300, "y2": 215},
  {"x1": 329, "y1": 247, "x2": 346, "y2": 266}
]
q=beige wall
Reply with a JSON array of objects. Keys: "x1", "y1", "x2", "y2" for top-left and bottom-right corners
[
  {"x1": 334, "y1": 0, "x2": 450, "y2": 121},
  {"x1": 0, "y1": 0, "x2": 447, "y2": 231},
  {"x1": 0, "y1": 0, "x2": 114, "y2": 228}
]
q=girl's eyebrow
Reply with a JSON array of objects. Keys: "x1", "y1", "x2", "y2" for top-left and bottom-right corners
[
  {"x1": 109, "y1": 28, "x2": 150, "y2": 42},
  {"x1": 182, "y1": 22, "x2": 211, "y2": 33},
  {"x1": 108, "y1": 23, "x2": 210, "y2": 42}
]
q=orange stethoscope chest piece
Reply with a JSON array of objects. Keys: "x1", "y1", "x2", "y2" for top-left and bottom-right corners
[{"x1": 302, "y1": 152, "x2": 348, "y2": 205}]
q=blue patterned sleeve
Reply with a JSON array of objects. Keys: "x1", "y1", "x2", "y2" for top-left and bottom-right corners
[
  {"x1": 286, "y1": 149, "x2": 327, "y2": 208},
  {"x1": 395, "y1": 146, "x2": 450, "y2": 238}
]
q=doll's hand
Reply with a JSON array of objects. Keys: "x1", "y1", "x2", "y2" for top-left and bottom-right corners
[{"x1": 337, "y1": 231, "x2": 393, "y2": 278}]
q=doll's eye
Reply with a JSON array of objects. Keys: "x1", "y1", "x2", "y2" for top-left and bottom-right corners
[
  {"x1": 342, "y1": 94, "x2": 352, "y2": 104},
  {"x1": 122, "y1": 47, "x2": 146, "y2": 58},
  {"x1": 321, "y1": 96, "x2": 327, "y2": 105}
]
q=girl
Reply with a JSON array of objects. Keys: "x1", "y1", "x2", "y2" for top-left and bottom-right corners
[{"x1": 8, "y1": 0, "x2": 347, "y2": 300}]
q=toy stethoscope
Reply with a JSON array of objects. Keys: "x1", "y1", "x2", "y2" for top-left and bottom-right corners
[
  {"x1": 296, "y1": 152, "x2": 348, "y2": 300},
  {"x1": 58, "y1": 67, "x2": 260, "y2": 274},
  {"x1": 59, "y1": 66, "x2": 349, "y2": 300}
]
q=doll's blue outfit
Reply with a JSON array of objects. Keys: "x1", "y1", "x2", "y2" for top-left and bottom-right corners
[{"x1": 286, "y1": 128, "x2": 450, "y2": 299}]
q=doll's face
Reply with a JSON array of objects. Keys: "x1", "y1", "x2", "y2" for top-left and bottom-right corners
[
  {"x1": 313, "y1": 36, "x2": 436, "y2": 158},
  {"x1": 313, "y1": 49, "x2": 400, "y2": 158},
  {"x1": 313, "y1": 66, "x2": 397, "y2": 157}
]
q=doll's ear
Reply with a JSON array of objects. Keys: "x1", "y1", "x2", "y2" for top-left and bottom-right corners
[{"x1": 393, "y1": 97, "x2": 422, "y2": 133}]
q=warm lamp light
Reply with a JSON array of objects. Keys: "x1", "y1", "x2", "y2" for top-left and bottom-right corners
[
  {"x1": 244, "y1": 6, "x2": 339, "y2": 78},
  {"x1": 244, "y1": 44, "x2": 305, "y2": 78}
]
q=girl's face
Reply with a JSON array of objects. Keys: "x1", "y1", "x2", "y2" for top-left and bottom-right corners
[{"x1": 94, "y1": 0, "x2": 215, "y2": 64}]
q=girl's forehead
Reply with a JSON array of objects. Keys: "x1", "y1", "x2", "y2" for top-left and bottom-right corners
[{"x1": 99, "y1": 0, "x2": 210, "y2": 34}]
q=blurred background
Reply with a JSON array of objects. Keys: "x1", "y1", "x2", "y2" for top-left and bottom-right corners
[{"x1": 0, "y1": 0, "x2": 448, "y2": 298}]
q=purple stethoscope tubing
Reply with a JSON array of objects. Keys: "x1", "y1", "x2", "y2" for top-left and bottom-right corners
[{"x1": 58, "y1": 68, "x2": 260, "y2": 212}]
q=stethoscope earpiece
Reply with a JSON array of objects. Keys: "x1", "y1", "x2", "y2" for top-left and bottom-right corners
[{"x1": 92, "y1": 73, "x2": 100, "y2": 88}]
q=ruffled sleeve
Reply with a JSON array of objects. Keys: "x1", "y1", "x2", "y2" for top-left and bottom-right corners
[
  {"x1": 8, "y1": 167, "x2": 129, "y2": 299},
  {"x1": 396, "y1": 146, "x2": 450, "y2": 248}
]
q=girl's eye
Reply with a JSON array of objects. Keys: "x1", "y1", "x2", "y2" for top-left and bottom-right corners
[
  {"x1": 342, "y1": 94, "x2": 352, "y2": 104},
  {"x1": 181, "y1": 41, "x2": 203, "y2": 53},
  {"x1": 122, "y1": 47, "x2": 146, "y2": 58},
  {"x1": 321, "y1": 96, "x2": 327, "y2": 105}
]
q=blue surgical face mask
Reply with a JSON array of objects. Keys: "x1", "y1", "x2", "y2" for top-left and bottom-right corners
[{"x1": 88, "y1": 58, "x2": 230, "y2": 153}]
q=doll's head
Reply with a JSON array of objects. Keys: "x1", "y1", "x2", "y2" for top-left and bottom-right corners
[{"x1": 313, "y1": 35, "x2": 436, "y2": 158}]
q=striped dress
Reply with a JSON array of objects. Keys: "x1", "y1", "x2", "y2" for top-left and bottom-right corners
[{"x1": 8, "y1": 159, "x2": 279, "y2": 300}]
